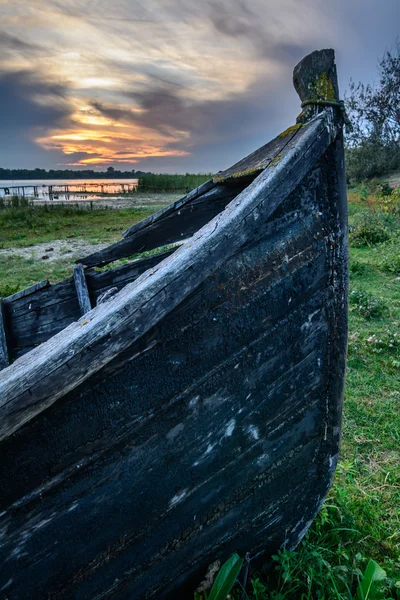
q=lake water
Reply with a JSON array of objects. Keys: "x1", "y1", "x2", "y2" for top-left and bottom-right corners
[{"x1": 0, "y1": 179, "x2": 139, "y2": 202}]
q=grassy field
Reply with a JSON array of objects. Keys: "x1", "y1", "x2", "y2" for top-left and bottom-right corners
[
  {"x1": 0, "y1": 200, "x2": 157, "y2": 249},
  {"x1": 0, "y1": 191, "x2": 399, "y2": 598},
  {"x1": 0, "y1": 199, "x2": 163, "y2": 296}
]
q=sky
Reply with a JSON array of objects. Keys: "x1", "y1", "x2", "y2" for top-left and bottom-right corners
[{"x1": 0, "y1": 0, "x2": 399, "y2": 173}]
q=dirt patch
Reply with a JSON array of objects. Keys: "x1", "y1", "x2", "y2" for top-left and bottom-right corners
[{"x1": 0, "y1": 239, "x2": 109, "y2": 262}]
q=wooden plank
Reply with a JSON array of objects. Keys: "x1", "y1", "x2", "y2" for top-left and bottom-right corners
[
  {"x1": 213, "y1": 124, "x2": 303, "y2": 183},
  {"x1": 73, "y1": 264, "x2": 92, "y2": 316},
  {"x1": 4, "y1": 250, "x2": 178, "y2": 359},
  {"x1": 0, "y1": 299, "x2": 9, "y2": 370},
  {"x1": 0, "y1": 111, "x2": 338, "y2": 441},
  {"x1": 86, "y1": 247, "x2": 177, "y2": 301},
  {"x1": 5, "y1": 277, "x2": 77, "y2": 318},
  {"x1": 4, "y1": 280, "x2": 50, "y2": 303},
  {"x1": 6, "y1": 278, "x2": 80, "y2": 352},
  {"x1": 123, "y1": 178, "x2": 215, "y2": 238},
  {"x1": 79, "y1": 183, "x2": 244, "y2": 268}
]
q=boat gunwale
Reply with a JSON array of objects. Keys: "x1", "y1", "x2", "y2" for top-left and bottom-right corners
[{"x1": 0, "y1": 110, "x2": 339, "y2": 442}]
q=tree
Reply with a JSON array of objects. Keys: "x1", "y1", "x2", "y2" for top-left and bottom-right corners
[
  {"x1": 345, "y1": 40, "x2": 400, "y2": 181},
  {"x1": 107, "y1": 166, "x2": 115, "y2": 173}
]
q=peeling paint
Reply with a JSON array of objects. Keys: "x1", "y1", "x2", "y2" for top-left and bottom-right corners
[
  {"x1": 247, "y1": 425, "x2": 260, "y2": 440},
  {"x1": 169, "y1": 489, "x2": 188, "y2": 508},
  {"x1": 224, "y1": 419, "x2": 236, "y2": 437}
]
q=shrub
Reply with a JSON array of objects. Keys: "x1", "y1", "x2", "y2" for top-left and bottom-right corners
[
  {"x1": 349, "y1": 213, "x2": 391, "y2": 247},
  {"x1": 376, "y1": 183, "x2": 400, "y2": 213},
  {"x1": 378, "y1": 242, "x2": 400, "y2": 273},
  {"x1": 349, "y1": 261, "x2": 367, "y2": 276},
  {"x1": 376, "y1": 181, "x2": 393, "y2": 197}
]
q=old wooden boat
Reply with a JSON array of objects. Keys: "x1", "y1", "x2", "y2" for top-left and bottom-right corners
[{"x1": 0, "y1": 49, "x2": 348, "y2": 599}]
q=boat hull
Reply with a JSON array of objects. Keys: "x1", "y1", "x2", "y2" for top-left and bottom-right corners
[{"x1": 0, "y1": 146, "x2": 347, "y2": 598}]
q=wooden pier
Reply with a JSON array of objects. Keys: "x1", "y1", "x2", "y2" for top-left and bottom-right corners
[{"x1": 0, "y1": 181, "x2": 138, "y2": 200}]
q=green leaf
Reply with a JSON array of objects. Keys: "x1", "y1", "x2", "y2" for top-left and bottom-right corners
[
  {"x1": 207, "y1": 553, "x2": 244, "y2": 600},
  {"x1": 355, "y1": 559, "x2": 387, "y2": 600}
]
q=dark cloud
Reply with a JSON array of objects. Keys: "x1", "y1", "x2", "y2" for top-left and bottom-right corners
[
  {"x1": 204, "y1": 1, "x2": 312, "y2": 62},
  {"x1": 0, "y1": 70, "x2": 70, "y2": 133},
  {"x1": 0, "y1": 70, "x2": 73, "y2": 168}
]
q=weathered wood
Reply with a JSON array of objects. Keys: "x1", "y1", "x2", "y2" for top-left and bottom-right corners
[
  {"x1": 213, "y1": 123, "x2": 303, "y2": 183},
  {"x1": 4, "y1": 280, "x2": 49, "y2": 302},
  {"x1": 0, "y1": 49, "x2": 348, "y2": 600},
  {"x1": 123, "y1": 178, "x2": 215, "y2": 238},
  {"x1": 0, "y1": 299, "x2": 9, "y2": 370},
  {"x1": 293, "y1": 48, "x2": 341, "y2": 123},
  {"x1": 73, "y1": 264, "x2": 92, "y2": 315},
  {"x1": 4, "y1": 277, "x2": 80, "y2": 354},
  {"x1": 86, "y1": 247, "x2": 178, "y2": 303},
  {"x1": 79, "y1": 183, "x2": 245, "y2": 268},
  {"x1": 0, "y1": 157, "x2": 346, "y2": 599},
  {"x1": 2, "y1": 249, "x2": 178, "y2": 360},
  {"x1": 0, "y1": 111, "x2": 338, "y2": 442}
]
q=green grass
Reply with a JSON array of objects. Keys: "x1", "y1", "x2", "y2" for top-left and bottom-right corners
[
  {"x1": 0, "y1": 201, "x2": 156, "y2": 249},
  {"x1": 0, "y1": 255, "x2": 74, "y2": 297}
]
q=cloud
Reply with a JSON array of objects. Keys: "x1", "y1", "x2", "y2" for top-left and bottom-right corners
[
  {"x1": 0, "y1": 0, "x2": 399, "y2": 170},
  {"x1": 0, "y1": 70, "x2": 70, "y2": 132},
  {"x1": 0, "y1": 31, "x2": 41, "y2": 54},
  {"x1": 0, "y1": 69, "x2": 74, "y2": 168}
]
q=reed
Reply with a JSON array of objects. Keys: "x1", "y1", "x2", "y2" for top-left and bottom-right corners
[{"x1": 138, "y1": 173, "x2": 212, "y2": 192}]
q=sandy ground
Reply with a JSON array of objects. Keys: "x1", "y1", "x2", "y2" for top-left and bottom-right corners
[
  {"x1": 1, "y1": 193, "x2": 183, "y2": 262},
  {"x1": 0, "y1": 239, "x2": 110, "y2": 262}
]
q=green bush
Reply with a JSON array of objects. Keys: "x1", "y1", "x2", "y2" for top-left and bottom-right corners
[
  {"x1": 378, "y1": 242, "x2": 400, "y2": 273},
  {"x1": 349, "y1": 213, "x2": 392, "y2": 247},
  {"x1": 377, "y1": 186, "x2": 400, "y2": 214},
  {"x1": 349, "y1": 261, "x2": 367, "y2": 276},
  {"x1": 0, "y1": 283, "x2": 20, "y2": 298}
]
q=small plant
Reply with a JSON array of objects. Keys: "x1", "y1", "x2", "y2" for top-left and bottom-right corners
[
  {"x1": 349, "y1": 289, "x2": 387, "y2": 318},
  {"x1": 195, "y1": 554, "x2": 244, "y2": 600},
  {"x1": 355, "y1": 559, "x2": 387, "y2": 600},
  {"x1": 365, "y1": 330, "x2": 400, "y2": 355},
  {"x1": 349, "y1": 213, "x2": 391, "y2": 247},
  {"x1": 377, "y1": 241, "x2": 400, "y2": 273},
  {"x1": 0, "y1": 283, "x2": 20, "y2": 298},
  {"x1": 359, "y1": 186, "x2": 370, "y2": 202}
]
